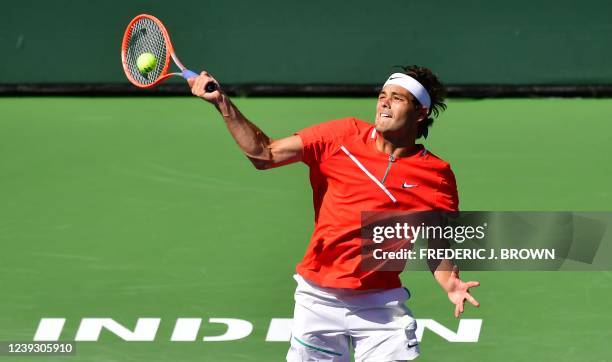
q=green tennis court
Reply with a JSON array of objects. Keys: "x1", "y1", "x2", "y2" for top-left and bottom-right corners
[{"x1": 1, "y1": 97, "x2": 611, "y2": 361}]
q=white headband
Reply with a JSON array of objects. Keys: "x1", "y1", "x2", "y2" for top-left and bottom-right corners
[{"x1": 383, "y1": 73, "x2": 431, "y2": 109}]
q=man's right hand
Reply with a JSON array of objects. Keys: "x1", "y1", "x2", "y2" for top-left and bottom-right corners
[{"x1": 187, "y1": 71, "x2": 223, "y2": 104}]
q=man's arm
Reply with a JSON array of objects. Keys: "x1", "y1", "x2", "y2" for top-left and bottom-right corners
[
  {"x1": 188, "y1": 71, "x2": 302, "y2": 170},
  {"x1": 428, "y1": 238, "x2": 480, "y2": 318}
]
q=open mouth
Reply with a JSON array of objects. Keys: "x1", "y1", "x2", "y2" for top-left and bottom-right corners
[{"x1": 379, "y1": 113, "x2": 392, "y2": 118}]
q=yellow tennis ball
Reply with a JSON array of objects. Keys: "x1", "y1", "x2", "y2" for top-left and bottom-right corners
[{"x1": 137, "y1": 53, "x2": 157, "y2": 74}]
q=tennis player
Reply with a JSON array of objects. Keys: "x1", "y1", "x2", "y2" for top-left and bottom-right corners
[{"x1": 188, "y1": 65, "x2": 479, "y2": 361}]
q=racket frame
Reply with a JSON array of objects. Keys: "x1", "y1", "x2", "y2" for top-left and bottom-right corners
[{"x1": 121, "y1": 14, "x2": 195, "y2": 88}]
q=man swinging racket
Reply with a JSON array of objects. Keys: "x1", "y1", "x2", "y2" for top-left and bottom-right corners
[{"x1": 188, "y1": 65, "x2": 480, "y2": 361}]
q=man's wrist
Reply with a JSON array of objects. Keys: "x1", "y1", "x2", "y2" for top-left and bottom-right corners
[{"x1": 215, "y1": 94, "x2": 231, "y2": 117}]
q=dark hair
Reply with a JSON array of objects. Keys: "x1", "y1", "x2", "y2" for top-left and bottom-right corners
[{"x1": 396, "y1": 65, "x2": 447, "y2": 139}]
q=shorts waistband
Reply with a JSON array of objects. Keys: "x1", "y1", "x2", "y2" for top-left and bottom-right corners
[{"x1": 293, "y1": 274, "x2": 410, "y2": 308}]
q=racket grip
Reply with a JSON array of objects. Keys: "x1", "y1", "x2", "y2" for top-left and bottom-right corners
[
  {"x1": 182, "y1": 69, "x2": 217, "y2": 93},
  {"x1": 182, "y1": 69, "x2": 199, "y2": 79}
]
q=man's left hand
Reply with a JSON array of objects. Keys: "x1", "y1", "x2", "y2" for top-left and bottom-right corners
[{"x1": 444, "y1": 265, "x2": 480, "y2": 318}]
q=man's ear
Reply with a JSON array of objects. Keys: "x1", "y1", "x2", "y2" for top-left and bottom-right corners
[{"x1": 415, "y1": 108, "x2": 429, "y2": 123}]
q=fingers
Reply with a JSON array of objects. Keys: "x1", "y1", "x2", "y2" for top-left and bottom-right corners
[
  {"x1": 464, "y1": 280, "x2": 480, "y2": 307},
  {"x1": 189, "y1": 75, "x2": 201, "y2": 97},
  {"x1": 199, "y1": 71, "x2": 219, "y2": 93},
  {"x1": 466, "y1": 281, "x2": 480, "y2": 288},
  {"x1": 190, "y1": 72, "x2": 209, "y2": 97},
  {"x1": 466, "y1": 292, "x2": 480, "y2": 307},
  {"x1": 454, "y1": 301, "x2": 464, "y2": 318},
  {"x1": 190, "y1": 71, "x2": 219, "y2": 99},
  {"x1": 451, "y1": 286, "x2": 480, "y2": 318}
]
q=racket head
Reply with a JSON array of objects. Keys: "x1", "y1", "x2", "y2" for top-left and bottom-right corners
[{"x1": 121, "y1": 14, "x2": 174, "y2": 88}]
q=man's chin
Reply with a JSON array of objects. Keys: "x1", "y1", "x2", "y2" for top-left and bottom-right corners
[
  {"x1": 375, "y1": 122, "x2": 393, "y2": 133},
  {"x1": 374, "y1": 119, "x2": 386, "y2": 132}
]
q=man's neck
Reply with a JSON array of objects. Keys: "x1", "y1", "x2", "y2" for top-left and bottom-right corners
[{"x1": 375, "y1": 133, "x2": 420, "y2": 158}]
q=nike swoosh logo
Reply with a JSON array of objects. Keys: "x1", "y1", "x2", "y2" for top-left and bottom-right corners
[
  {"x1": 389, "y1": 76, "x2": 402, "y2": 80},
  {"x1": 402, "y1": 182, "x2": 417, "y2": 188}
]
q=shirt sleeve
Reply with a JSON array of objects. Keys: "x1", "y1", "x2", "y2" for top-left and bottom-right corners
[
  {"x1": 296, "y1": 117, "x2": 359, "y2": 166},
  {"x1": 435, "y1": 165, "x2": 460, "y2": 211}
]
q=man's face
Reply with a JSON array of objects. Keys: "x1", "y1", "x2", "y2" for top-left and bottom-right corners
[{"x1": 375, "y1": 85, "x2": 424, "y2": 138}]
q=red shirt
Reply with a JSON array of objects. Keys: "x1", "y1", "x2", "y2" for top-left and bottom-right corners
[{"x1": 295, "y1": 117, "x2": 459, "y2": 290}]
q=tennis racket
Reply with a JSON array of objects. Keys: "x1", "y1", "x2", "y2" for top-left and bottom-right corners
[{"x1": 121, "y1": 14, "x2": 216, "y2": 92}]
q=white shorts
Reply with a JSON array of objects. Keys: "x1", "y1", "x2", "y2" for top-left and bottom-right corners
[{"x1": 287, "y1": 275, "x2": 419, "y2": 362}]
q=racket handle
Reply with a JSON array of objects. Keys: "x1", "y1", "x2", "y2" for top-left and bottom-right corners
[
  {"x1": 204, "y1": 82, "x2": 217, "y2": 93},
  {"x1": 182, "y1": 69, "x2": 199, "y2": 79},
  {"x1": 182, "y1": 69, "x2": 218, "y2": 93}
]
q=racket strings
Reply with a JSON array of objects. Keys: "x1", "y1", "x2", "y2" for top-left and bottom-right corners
[{"x1": 125, "y1": 18, "x2": 167, "y2": 85}]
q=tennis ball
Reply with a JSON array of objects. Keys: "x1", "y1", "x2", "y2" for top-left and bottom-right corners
[{"x1": 137, "y1": 52, "x2": 157, "y2": 74}]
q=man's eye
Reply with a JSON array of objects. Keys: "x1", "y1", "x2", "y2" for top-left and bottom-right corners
[{"x1": 393, "y1": 96, "x2": 403, "y2": 101}]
